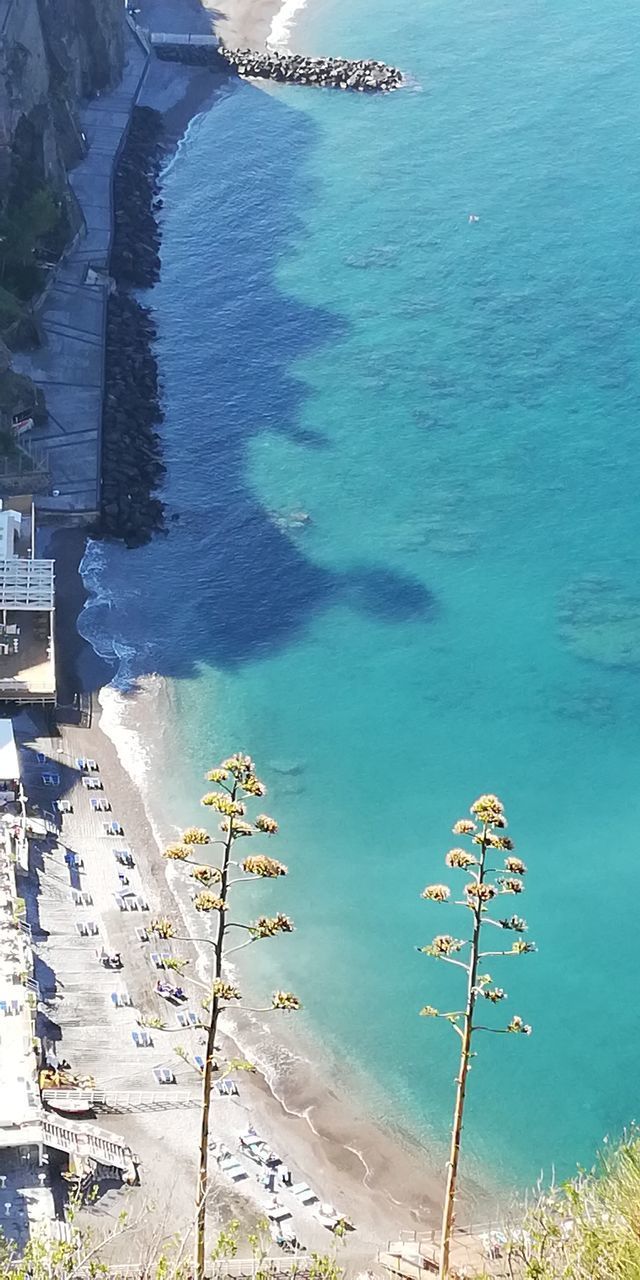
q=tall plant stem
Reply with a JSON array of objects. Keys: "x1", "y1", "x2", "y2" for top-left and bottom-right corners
[
  {"x1": 195, "y1": 783, "x2": 236, "y2": 1280},
  {"x1": 438, "y1": 826, "x2": 488, "y2": 1280}
]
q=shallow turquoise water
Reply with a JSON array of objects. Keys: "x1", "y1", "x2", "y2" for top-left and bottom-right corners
[{"x1": 82, "y1": 0, "x2": 640, "y2": 1189}]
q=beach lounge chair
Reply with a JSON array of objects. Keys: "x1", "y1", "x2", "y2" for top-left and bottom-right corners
[
  {"x1": 215, "y1": 1078, "x2": 238, "y2": 1096},
  {"x1": 194, "y1": 1055, "x2": 205, "y2": 1072},
  {"x1": 135, "y1": 927, "x2": 149, "y2": 943},
  {"x1": 82, "y1": 777, "x2": 103, "y2": 790},
  {"x1": 115, "y1": 894, "x2": 127, "y2": 911},
  {"x1": 135, "y1": 896, "x2": 149, "y2": 911},
  {"x1": 291, "y1": 1183, "x2": 318, "y2": 1206},
  {"x1": 219, "y1": 1157, "x2": 248, "y2": 1182},
  {"x1": 41, "y1": 773, "x2": 59, "y2": 786},
  {"x1": 104, "y1": 820, "x2": 123, "y2": 836},
  {"x1": 132, "y1": 1029, "x2": 152, "y2": 1048},
  {"x1": 153, "y1": 1066, "x2": 175, "y2": 1085},
  {"x1": 268, "y1": 1207, "x2": 293, "y2": 1224},
  {"x1": 37, "y1": 753, "x2": 47, "y2": 765},
  {"x1": 56, "y1": 800, "x2": 72, "y2": 813}
]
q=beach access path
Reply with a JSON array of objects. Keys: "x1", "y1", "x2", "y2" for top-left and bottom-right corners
[{"x1": 12, "y1": 27, "x2": 148, "y2": 517}]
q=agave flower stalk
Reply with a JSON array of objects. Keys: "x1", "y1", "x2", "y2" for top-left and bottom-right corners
[
  {"x1": 163, "y1": 754, "x2": 300, "y2": 1280},
  {"x1": 419, "y1": 795, "x2": 536, "y2": 1280}
]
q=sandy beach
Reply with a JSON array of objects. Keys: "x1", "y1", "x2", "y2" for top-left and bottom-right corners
[{"x1": 31, "y1": 0, "x2": 493, "y2": 1265}]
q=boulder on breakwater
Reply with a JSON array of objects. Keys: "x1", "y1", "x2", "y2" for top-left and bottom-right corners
[
  {"x1": 154, "y1": 41, "x2": 403, "y2": 92},
  {"x1": 100, "y1": 106, "x2": 166, "y2": 548}
]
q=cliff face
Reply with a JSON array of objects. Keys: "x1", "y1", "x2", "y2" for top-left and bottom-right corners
[
  {"x1": 0, "y1": 0, "x2": 124, "y2": 420},
  {"x1": 0, "y1": 0, "x2": 124, "y2": 194}
]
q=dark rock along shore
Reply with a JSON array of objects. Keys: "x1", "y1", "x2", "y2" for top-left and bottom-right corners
[{"x1": 101, "y1": 106, "x2": 166, "y2": 547}]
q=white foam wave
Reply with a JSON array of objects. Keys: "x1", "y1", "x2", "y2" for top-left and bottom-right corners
[{"x1": 266, "y1": 0, "x2": 309, "y2": 53}]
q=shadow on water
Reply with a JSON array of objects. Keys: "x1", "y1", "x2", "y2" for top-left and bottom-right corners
[{"x1": 79, "y1": 77, "x2": 435, "y2": 682}]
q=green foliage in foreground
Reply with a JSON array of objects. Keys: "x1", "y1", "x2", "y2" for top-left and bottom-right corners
[
  {"x1": 495, "y1": 1132, "x2": 640, "y2": 1280},
  {"x1": 0, "y1": 1206, "x2": 344, "y2": 1280}
]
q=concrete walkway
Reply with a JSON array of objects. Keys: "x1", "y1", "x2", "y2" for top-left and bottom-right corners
[{"x1": 13, "y1": 26, "x2": 148, "y2": 517}]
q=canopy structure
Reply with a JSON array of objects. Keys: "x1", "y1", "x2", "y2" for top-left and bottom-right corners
[
  {"x1": 0, "y1": 720, "x2": 19, "y2": 782},
  {"x1": 0, "y1": 559, "x2": 54, "y2": 611}
]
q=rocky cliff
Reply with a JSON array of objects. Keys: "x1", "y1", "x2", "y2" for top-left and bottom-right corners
[
  {"x1": 0, "y1": 0, "x2": 124, "y2": 193},
  {"x1": 0, "y1": 0, "x2": 124, "y2": 426}
]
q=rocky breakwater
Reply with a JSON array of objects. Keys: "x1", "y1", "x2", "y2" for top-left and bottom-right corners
[
  {"x1": 219, "y1": 47, "x2": 403, "y2": 91},
  {"x1": 154, "y1": 42, "x2": 403, "y2": 92},
  {"x1": 101, "y1": 106, "x2": 166, "y2": 548}
]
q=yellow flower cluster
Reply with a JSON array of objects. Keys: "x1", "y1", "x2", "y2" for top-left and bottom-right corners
[
  {"x1": 504, "y1": 856, "x2": 527, "y2": 875},
  {"x1": 164, "y1": 843, "x2": 190, "y2": 861},
  {"x1": 182, "y1": 826, "x2": 211, "y2": 845},
  {"x1": 193, "y1": 892, "x2": 227, "y2": 913},
  {"x1": 201, "y1": 792, "x2": 246, "y2": 817},
  {"x1": 421, "y1": 884, "x2": 450, "y2": 902},
  {"x1": 466, "y1": 882, "x2": 496, "y2": 903},
  {"x1": 446, "y1": 848, "x2": 476, "y2": 869},
  {"x1": 470, "y1": 794, "x2": 506, "y2": 827},
  {"x1": 452, "y1": 819, "x2": 476, "y2": 835},
  {"x1": 250, "y1": 913, "x2": 295, "y2": 939},
  {"x1": 191, "y1": 866, "x2": 222, "y2": 885},
  {"x1": 499, "y1": 877, "x2": 524, "y2": 895},
  {"x1": 213, "y1": 979, "x2": 241, "y2": 1002},
  {"x1": 219, "y1": 819, "x2": 253, "y2": 837},
  {"x1": 507, "y1": 1015, "x2": 532, "y2": 1035},
  {"x1": 150, "y1": 917, "x2": 175, "y2": 939},
  {"x1": 242, "y1": 855, "x2": 288, "y2": 878},
  {"x1": 426, "y1": 935, "x2": 464, "y2": 957},
  {"x1": 271, "y1": 991, "x2": 301, "y2": 1011},
  {"x1": 254, "y1": 814, "x2": 279, "y2": 835}
]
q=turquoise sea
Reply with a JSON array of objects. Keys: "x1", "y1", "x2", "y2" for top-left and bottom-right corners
[{"x1": 81, "y1": 0, "x2": 640, "y2": 1193}]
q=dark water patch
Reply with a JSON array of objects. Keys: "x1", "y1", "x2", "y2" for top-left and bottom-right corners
[{"x1": 83, "y1": 81, "x2": 437, "y2": 682}]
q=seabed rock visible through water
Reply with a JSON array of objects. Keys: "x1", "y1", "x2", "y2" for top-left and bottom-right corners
[{"x1": 558, "y1": 576, "x2": 640, "y2": 669}]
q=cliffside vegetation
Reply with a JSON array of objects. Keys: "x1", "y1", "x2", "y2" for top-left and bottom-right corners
[{"x1": 500, "y1": 1132, "x2": 640, "y2": 1280}]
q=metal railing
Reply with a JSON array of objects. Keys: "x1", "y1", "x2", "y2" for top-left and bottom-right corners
[{"x1": 43, "y1": 1088, "x2": 200, "y2": 1111}]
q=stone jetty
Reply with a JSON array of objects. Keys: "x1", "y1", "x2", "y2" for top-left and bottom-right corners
[
  {"x1": 101, "y1": 106, "x2": 166, "y2": 548},
  {"x1": 219, "y1": 45, "x2": 403, "y2": 90},
  {"x1": 154, "y1": 41, "x2": 403, "y2": 92}
]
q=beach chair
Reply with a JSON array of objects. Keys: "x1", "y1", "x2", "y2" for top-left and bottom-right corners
[
  {"x1": 291, "y1": 1183, "x2": 318, "y2": 1206},
  {"x1": 37, "y1": 753, "x2": 47, "y2": 765},
  {"x1": 114, "y1": 894, "x2": 127, "y2": 911},
  {"x1": 135, "y1": 927, "x2": 149, "y2": 943},
  {"x1": 153, "y1": 1066, "x2": 175, "y2": 1085},
  {"x1": 41, "y1": 773, "x2": 59, "y2": 786},
  {"x1": 194, "y1": 1055, "x2": 205, "y2": 1072},
  {"x1": 219, "y1": 1157, "x2": 248, "y2": 1182},
  {"x1": 135, "y1": 896, "x2": 149, "y2": 911}
]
